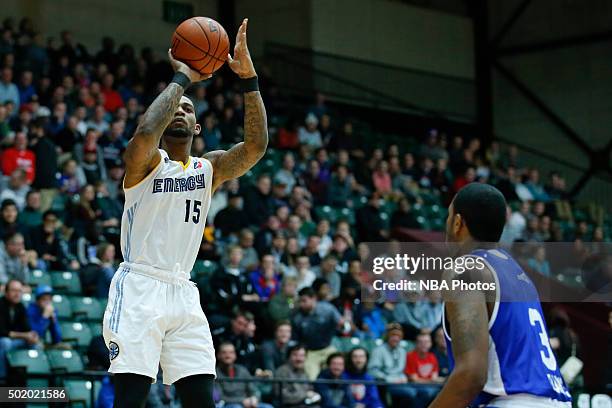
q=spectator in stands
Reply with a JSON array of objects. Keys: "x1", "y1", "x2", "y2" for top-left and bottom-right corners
[
  {"x1": 29, "y1": 121, "x2": 59, "y2": 198},
  {"x1": 1, "y1": 131, "x2": 35, "y2": 184},
  {"x1": 28, "y1": 210, "x2": 78, "y2": 271},
  {"x1": 356, "y1": 193, "x2": 388, "y2": 242},
  {"x1": 212, "y1": 246, "x2": 257, "y2": 317},
  {"x1": 527, "y1": 245, "x2": 551, "y2": 277},
  {"x1": 292, "y1": 287, "x2": 342, "y2": 380},
  {"x1": 316, "y1": 254, "x2": 341, "y2": 300},
  {"x1": 327, "y1": 165, "x2": 353, "y2": 208},
  {"x1": 243, "y1": 174, "x2": 274, "y2": 226},
  {"x1": 214, "y1": 192, "x2": 249, "y2": 239},
  {"x1": 0, "y1": 232, "x2": 36, "y2": 284},
  {"x1": 329, "y1": 234, "x2": 357, "y2": 274},
  {"x1": 85, "y1": 105, "x2": 109, "y2": 134},
  {"x1": 93, "y1": 242, "x2": 116, "y2": 298},
  {"x1": 525, "y1": 168, "x2": 550, "y2": 202},
  {"x1": 266, "y1": 277, "x2": 297, "y2": 323},
  {"x1": 275, "y1": 344, "x2": 321, "y2": 408},
  {"x1": 548, "y1": 306, "x2": 581, "y2": 367},
  {"x1": 343, "y1": 347, "x2": 384, "y2": 408},
  {"x1": 0, "y1": 169, "x2": 29, "y2": 210},
  {"x1": 215, "y1": 342, "x2": 272, "y2": 408},
  {"x1": 355, "y1": 302, "x2": 387, "y2": 340},
  {"x1": 0, "y1": 279, "x2": 39, "y2": 379},
  {"x1": 391, "y1": 198, "x2": 419, "y2": 230},
  {"x1": 218, "y1": 106, "x2": 242, "y2": 144},
  {"x1": 313, "y1": 278, "x2": 333, "y2": 303},
  {"x1": 53, "y1": 115, "x2": 81, "y2": 155},
  {"x1": 0, "y1": 67, "x2": 19, "y2": 112},
  {"x1": 58, "y1": 158, "x2": 85, "y2": 195},
  {"x1": 261, "y1": 320, "x2": 293, "y2": 373},
  {"x1": 17, "y1": 190, "x2": 42, "y2": 228},
  {"x1": 432, "y1": 327, "x2": 449, "y2": 378},
  {"x1": 392, "y1": 291, "x2": 442, "y2": 340},
  {"x1": 202, "y1": 114, "x2": 222, "y2": 150},
  {"x1": 368, "y1": 323, "x2": 410, "y2": 404},
  {"x1": 101, "y1": 73, "x2": 123, "y2": 112},
  {"x1": 250, "y1": 253, "x2": 281, "y2": 302},
  {"x1": 254, "y1": 216, "x2": 281, "y2": 256},
  {"x1": 315, "y1": 352, "x2": 355, "y2": 408},
  {"x1": 372, "y1": 160, "x2": 392, "y2": 196},
  {"x1": 404, "y1": 332, "x2": 441, "y2": 407},
  {"x1": 26, "y1": 284, "x2": 62, "y2": 345},
  {"x1": 0, "y1": 199, "x2": 25, "y2": 239},
  {"x1": 298, "y1": 113, "x2": 323, "y2": 150},
  {"x1": 293, "y1": 255, "x2": 316, "y2": 291},
  {"x1": 98, "y1": 120, "x2": 126, "y2": 169},
  {"x1": 274, "y1": 153, "x2": 297, "y2": 196}
]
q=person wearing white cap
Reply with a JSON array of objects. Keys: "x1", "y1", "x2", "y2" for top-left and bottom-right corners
[{"x1": 298, "y1": 113, "x2": 323, "y2": 149}]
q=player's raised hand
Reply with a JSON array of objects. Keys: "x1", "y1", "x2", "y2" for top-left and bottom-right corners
[
  {"x1": 227, "y1": 18, "x2": 257, "y2": 78},
  {"x1": 167, "y1": 49, "x2": 211, "y2": 83}
]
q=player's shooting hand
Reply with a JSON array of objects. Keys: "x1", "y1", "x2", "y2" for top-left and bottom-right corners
[
  {"x1": 227, "y1": 18, "x2": 257, "y2": 78},
  {"x1": 167, "y1": 49, "x2": 211, "y2": 83}
]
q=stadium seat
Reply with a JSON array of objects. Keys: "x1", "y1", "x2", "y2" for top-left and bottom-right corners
[
  {"x1": 27, "y1": 269, "x2": 52, "y2": 288},
  {"x1": 50, "y1": 271, "x2": 82, "y2": 294},
  {"x1": 192, "y1": 259, "x2": 218, "y2": 278},
  {"x1": 336, "y1": 208, "x2": 355, "y2": 225},
  {"x1": 331, "y1": 336, "x2": 361, "y2": 352},
  {"x1": 61, "y1": 322, "x2": 93, "y2": 350},
  {"x1": 70, "y1": 297, "x2": 103, "y2": 321},
  {"x1": 379, "y1": 212, "x2": 390, "y2": 230},
  {"x1": 47, "y1": 349, "x2": 84, "y2": 374},
  {"x1": 315, "y1": 205, "x2": 336, "y2": 223},
  {"x1": 64, "y1": 379, "x2": 101, "y2": 408},
  {"x1": 21, "y1": 292, "x2": 32, "y2": 305},
  {"x1": 7, "y1": 349, "x2": 51, "y2": 375},
  {"x1": 52, "y1": 294, "x2": 73, "y2": 320}
]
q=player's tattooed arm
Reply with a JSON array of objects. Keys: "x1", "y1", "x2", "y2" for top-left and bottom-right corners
[
  {"x1": 205, "y1": 18, "x2": 268, "y2": 192},
  {"x1": 428, "y1": 269, "x2": 489, "y2": 408},
  {"x1": 124, "y1": 51, "x2": 209, "y2": 188}
]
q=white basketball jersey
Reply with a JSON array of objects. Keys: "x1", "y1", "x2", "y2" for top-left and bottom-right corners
[{"x1": 120, "y1": 149, "x2": 213, "y2": 274}]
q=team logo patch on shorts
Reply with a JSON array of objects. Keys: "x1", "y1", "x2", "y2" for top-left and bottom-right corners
[{"x1": 109, "y1": 341, "x2": 120, "y2": 360}]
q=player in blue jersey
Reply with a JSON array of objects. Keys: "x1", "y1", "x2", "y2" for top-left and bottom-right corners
[{"x1": 429, "y1": 183, "x2": 572, "y2": 408}]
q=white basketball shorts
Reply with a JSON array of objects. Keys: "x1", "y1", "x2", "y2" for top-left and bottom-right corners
[{"x1": 102, "y1": 262, "x2": 216, "y2": 385}]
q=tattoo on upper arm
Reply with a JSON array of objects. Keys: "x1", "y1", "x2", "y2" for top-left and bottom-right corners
[{"x1": 447, "y1": 298, "x2": 488, "y2": 357}]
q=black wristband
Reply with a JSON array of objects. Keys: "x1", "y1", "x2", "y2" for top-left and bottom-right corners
[
  {"x1": 171, "y1": 72, "x2": 191, "y2": 89},
  {"x1": 239, "y1": 75, "x2": 259, "y2": 93}
]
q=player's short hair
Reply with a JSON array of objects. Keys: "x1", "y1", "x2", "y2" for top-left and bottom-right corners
[{"x1": 453, "y1": 183, "x2": 507, "y2": 242}]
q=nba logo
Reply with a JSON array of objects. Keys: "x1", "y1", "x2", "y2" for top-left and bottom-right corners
[{"x1": 194, "y1": 160, "x2": 202, "y2": 169}]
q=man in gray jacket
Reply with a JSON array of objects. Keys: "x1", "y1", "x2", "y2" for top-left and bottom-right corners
[
  {"x1": 274, "y1": 344, "x2": 321, "y2": 407},
  {"x1": 215, "y1": 342, "x2": 272, "y2": 408}
]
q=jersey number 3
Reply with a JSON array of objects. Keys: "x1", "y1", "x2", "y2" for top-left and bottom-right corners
[
  {"x1": 184, "y1": 199, "x2": 202, "y2": 224},
  {"x1": 528, "y1": 308, "x2": 557, "y2": 371}
]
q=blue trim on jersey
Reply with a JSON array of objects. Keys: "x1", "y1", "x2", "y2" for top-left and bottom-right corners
[
  {"x1": 109, "y1": 267, "x2": 129, "y2": 333},
  {"x1": 112, "y1": 267, "x2": 130, "y2": 333},
  {"x1": 124, "y1": 203, "x2": 138, "y2": 262}
]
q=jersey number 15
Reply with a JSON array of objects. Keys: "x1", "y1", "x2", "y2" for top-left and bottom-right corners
[{"x1": 184, "y1": 199, "x2": 202, "y2": 224}]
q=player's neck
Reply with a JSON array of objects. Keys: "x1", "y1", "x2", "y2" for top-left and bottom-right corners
[
  {"x1": 162, "y1": 141, "x2": 191, "y2": 164},
  {"x1": 457, "y1": 238, "x2": 497, "y2": 255}
]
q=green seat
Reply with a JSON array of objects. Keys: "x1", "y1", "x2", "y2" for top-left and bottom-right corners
[
  {"x1": 315, "y1": 206, "x2": 336, "y2": 223},
  {"x1": 61, "y1": 322, "x2": 93, "y2": 349},
  {"x1": 50, "y1": 271, "x2": 82, "y2": 294},
  {"x1": 415, "y1": 216, "x2": 431, "y2": 231},
  {"x1": 21, "y1": 292, "x2": 33, "y2": 306},
  {"x1": 400, "y1": 339, "x2": 415, "y2": 352},
  {"x1": 331, "y1": 337, "x2": 361, "y2": 352},
  {"x1": 379, "y1": 212, "x2": 390, "y2": 230},
  {"x1": 70, "y1": 296, "x2": 103, "y2": 321},
  {"x1": 28, "y1": 269, "x2": 52, "y2": 288},
  {"x1": 192, "y1": 260, "x2": 218, "y2": 278},
  {"x1": 7, "y1": 349, "x2": 51, "y2": 375},
  {"x1": 47, "y1": 349, "x2": 84, "y2": 373},
  {"x1": 52, "y1": 294, "x2": 73, "y2": 320},
  {"x1": 64, "y1": 379, "x2": 101, "y2": 408},
  {"x1": 336, "y1": 208, "x2": 355, "y2": 225}
]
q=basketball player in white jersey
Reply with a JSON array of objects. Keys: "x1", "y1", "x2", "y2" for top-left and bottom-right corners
[{"x1": 102, "y1": 19, "x2": 267, "y2": 407}]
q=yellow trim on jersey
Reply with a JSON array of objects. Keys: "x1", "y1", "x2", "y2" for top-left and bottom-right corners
[{"x1": 178, "y1": 157, "x2": 191, "y2": 170}]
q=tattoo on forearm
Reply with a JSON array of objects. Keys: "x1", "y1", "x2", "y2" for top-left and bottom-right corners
[
  {"x1": 135, "y1": 83, "x2": 184, "y2": 141},
  {"x1": 244, "y1": 91, "x2": 268, "y2": 153},
  {"x1": 211, "y1": 91, "x2": 268, "y2": 186}
]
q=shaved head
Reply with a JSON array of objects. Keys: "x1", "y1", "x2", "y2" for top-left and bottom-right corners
[{"x1": 163, "y1": 95, "x2": 200, "y2": 140}]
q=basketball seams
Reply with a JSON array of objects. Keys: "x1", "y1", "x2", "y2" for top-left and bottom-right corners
[{"x1": 173, "y1": 17, "x2": 228, "y2": 75}]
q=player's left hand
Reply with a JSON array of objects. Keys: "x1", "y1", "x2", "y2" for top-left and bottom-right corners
[{"x1": 227, "y1": 18, "x2": 257, "y2": 78}]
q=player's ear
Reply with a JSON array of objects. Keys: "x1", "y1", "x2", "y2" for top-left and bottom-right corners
[
  {"x1": 193, "y1": 123, "x2": 201, "y2": 136},
  {"x1": 453, "y1": 213, "x2": 463, "y2": 236}
]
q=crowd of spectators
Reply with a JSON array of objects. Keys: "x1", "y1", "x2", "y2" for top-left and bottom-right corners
[{"x1": 0, "y1": 16, "x2": 609, "y2": 407}]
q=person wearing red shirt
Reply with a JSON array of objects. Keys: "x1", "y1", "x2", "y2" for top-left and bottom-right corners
[
  {"x1": 1, "y1": 132, "x2": 36, "y2": 184},
  {"x1": 404, "y1": 332, "x2": 443, "y2": 408},
  {"x1": 101, "y1": 73, "x2": 124, "y2": 113}
]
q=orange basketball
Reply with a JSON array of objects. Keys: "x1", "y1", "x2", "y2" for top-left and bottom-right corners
[{"x1": 171, "y1": 17, "x2": 230, "y2": 76}]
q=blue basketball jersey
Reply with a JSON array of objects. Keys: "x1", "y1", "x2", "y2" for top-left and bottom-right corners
[{"x1": 442, "y1": 248, "x2": 572, "y2": 407}]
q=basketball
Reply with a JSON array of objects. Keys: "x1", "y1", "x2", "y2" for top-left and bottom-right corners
[{"x1": 171, "y1": 16, "x2": 230, "y2": 75}]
